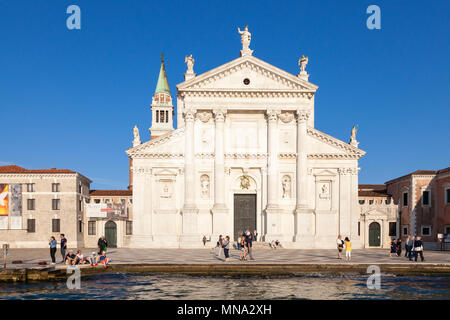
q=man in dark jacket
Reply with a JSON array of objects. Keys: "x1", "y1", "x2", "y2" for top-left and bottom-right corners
[
  {"x1": 98, "y1": 236, "x2": 105, "y2": 254},
  {"x1": 414, "y1": 236, "x2": 425, "y2": 262}
]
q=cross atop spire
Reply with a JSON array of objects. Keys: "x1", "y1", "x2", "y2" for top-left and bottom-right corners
[{"x1": 155, "y1": 53, "x2": 171, "y2": 95}]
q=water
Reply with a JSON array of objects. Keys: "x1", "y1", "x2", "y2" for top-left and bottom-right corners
[{"x1": 1, "y1": 273, "x2": 450, "y2": 300}]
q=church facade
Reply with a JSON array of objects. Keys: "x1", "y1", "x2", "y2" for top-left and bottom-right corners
[{"x1": 126, "y1": 27, "x2": 366, "y2": 248}]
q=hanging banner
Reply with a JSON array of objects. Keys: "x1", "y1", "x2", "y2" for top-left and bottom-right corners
[
  {"x1": 0, "y1": 184, "x2": 8, "y2": 216},
  {"x1": 86, "y1": 202, "x2": 127, "y2": 218},
  {"x1": 10, "y1": 184, "x2": 22, "y2": 229}
]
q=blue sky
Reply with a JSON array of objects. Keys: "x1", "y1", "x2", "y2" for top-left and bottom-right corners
[{"x1": 0, "y1": 0, "x2": 449, "y2": 189}]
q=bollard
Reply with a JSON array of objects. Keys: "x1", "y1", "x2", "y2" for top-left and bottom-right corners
[{"x1": 3, "y1": 244, "x2": 9, "y2": 269}]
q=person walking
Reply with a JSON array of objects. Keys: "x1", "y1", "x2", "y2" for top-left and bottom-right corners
[
  {"x1": 389, "y1": 238, "x2": 397, "y2": 257},
  {"x1": 409, "y1": 236, "x2": 415, "y2": 261},
  {"x1": 344, "y1": 237, "x2": 352, "y2": 261},
  {"x1": 336, "y1": 235, "x2": 344, "y2": 259},
  {"x1": 404, "y1": 234, "x2": 411, "y2": 258},
  {"x1": 202, "y1": 235, "x2": 207, "y2": 246},
  {"x1": 414, "y1": 236, "x2": 425, "y2": 262},
  {"x1": 253, "y1": 230, "x2": 258, "y2": 242},
  {"x1": 223, "y1": 236, "x2": 230, "y2": 262},
  {"x1": 245, "y1": 230, "x2": 254, "y2": 261},
  {"x1": 396, "y1": 238, "x2": 402, "y2": 257},
  {"x1": 49, "y1": 236, "x2": 57, "y2": 264},
  {"x1": 60, "y1": 234, "x2": 67, "y2": 263}
]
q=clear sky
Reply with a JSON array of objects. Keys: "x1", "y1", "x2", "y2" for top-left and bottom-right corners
[{"x1": 0, "y1": 0, "x2": 449, "y2": 189}]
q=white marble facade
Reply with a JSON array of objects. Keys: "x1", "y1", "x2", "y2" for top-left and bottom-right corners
[{"x1": 126, "y1": 28, "x2": 366, "y2": 248}]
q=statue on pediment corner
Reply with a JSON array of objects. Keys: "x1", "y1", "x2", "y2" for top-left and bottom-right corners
[{"x1": 133, "y1": 125, "x2": 141, "y2": 146}]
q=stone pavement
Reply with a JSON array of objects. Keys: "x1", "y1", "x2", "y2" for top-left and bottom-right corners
[{"x1": 3, "y1": 247, "x2": 450, "y2": 268}]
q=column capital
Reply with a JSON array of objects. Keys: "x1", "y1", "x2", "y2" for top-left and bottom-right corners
[
  {"x1": 213, "y1": 108, "x2": 227, "y2": 122},
  {"x1": 183, "y1": 108, "x2": 197, "y2": 122},
  {"x1": 266, "y1": 109, "x2": 280, "y2": 122},
  {"x1": 295, "y1": 109, "x2": 310, "y2": 123}
]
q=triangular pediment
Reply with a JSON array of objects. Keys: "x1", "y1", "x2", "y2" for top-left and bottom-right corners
[
  {"x1": 126, "y1": 128, "x2": 185, "y2": 157},
  {"x1": 177, "y1": 55, "x2": 318, "y2": 92},
  {"x1": 307, "y1": 128, "x2": 366, "y2": 159}
]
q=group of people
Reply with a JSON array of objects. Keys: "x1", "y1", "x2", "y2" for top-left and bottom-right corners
[
  {"x1": 395, "y1": 234, "x2": 425, "y2": 262},
  {"x1": 336, "y1": 235, "x2": 352, "y2": 261},
  {"x1": 214, "y1": 229, "x2": 255, "y2": 261},
  {"x1": 48, "y1": 234, "x2": 111, "y2": 267}
]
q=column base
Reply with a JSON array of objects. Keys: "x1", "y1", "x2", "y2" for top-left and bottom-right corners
[{"x1": 264, "y1": 205, "x2": 281, "y2": 241}]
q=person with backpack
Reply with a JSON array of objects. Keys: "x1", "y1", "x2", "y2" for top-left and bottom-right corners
[
  {"x1": 336, "y1": 235, "x2": 344, "y2": 259},
  {"x1": 97, "y1": 236, "x2": 105, "y2": 255}
]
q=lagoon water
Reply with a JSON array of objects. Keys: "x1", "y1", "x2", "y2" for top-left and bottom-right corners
[{"x1": 1, "y1": 273, "x2": 450, "y2": 300}]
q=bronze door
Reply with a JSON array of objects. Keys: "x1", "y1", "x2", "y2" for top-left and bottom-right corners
[{"x1": 233, "y1": 194, "x2": 256, "y2": 241}]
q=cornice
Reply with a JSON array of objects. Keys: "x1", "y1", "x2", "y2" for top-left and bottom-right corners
[
  {"x1": 307, "y1": 127, "x2": 366, "y2": 158},
  {"x1": 126, "y1": 128, "x2": 185, "y2": 157}
]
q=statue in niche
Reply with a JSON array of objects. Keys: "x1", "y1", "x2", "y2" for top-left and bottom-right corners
[
  {"x1": 282, "y1": 175, "x2": 291, "y2": 198},
  {"x1": 161, "y1": 182, "x2": 172, "y2": 199},
  {"x1": 319, "y1": 183, "x2": 330, "y2": 199},
  {"x1": 200, "y1": 175, "x2": 210, "y2": 198}
]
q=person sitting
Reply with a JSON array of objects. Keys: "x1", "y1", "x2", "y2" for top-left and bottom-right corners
[
  {"x1": 88, "y1": 252, "x2": 98, "y2": 266},
  {"x1": 65, "y1": 250, "x2": 77, "y2": 265},
  {"x1": 98, "y1": 251, "x2": 110, "y2": 268},
  {"x1": 75, "y1": 250, "x2": 88, "y2": 265},
  {"x1": 275, "y1": 240, "x2": 282, "y2": 248}
]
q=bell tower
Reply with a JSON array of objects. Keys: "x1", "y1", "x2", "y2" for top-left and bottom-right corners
[{"x1": 149, "y1": 53, "x2": 174, "y2": 139}]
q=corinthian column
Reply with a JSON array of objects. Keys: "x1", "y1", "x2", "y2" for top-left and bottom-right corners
[
  {"x1": 294, "y1": 109, "x2": 314, "y2": 245},
  {"x1": 180, "y1": 108, "x2": 199, "y2": 247},
  {"x1": 264, "y1": 109, "x2": 281, "y2": 241},
  {"x1": 211, "y1": 109, "x2": 228, "y2": 239},
  {"x1": 296, "y1": 109, "x2": 310, "y2": 209}
]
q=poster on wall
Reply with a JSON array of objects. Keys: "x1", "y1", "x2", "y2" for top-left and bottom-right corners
[
  {"x1": 10, "y1": 184, "x2": 22, "y2": 229},
  {"x1": 0, "y1": 184, "x2": 8, "y2": 216},
  {"x1": 0, "y1": 184, "x2": 8, "y2": 229},
  {"x1": 86, "y1": 202, "x2": 127, "y2": 218}
]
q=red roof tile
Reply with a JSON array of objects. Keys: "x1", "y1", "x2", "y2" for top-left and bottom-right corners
[
  {"x1": 0, "y1": 165, "x2": 76, "y2": 174},
  {"x1": 90, "y1": 190, "x2": 132, "y2": 196}
]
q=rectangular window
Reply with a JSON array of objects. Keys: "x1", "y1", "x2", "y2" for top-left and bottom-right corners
[
  {"x1": 52, "y1": 199, "x2": 60, "y2": 210},
  {"x1": 165, "y1": 110, "x2": 168, "y2": 123},
  {"x1": 403, "y1": 192, "x2": 408, "y2": 207},
  {"x1": 27, "y1": 199, "x2": 35, "y2": 210},
  {"x1": 445, "y1": 225, "x2": 450, "y2": 235},
  {"x1": 26, "y1": 183, "x2": 35, "y2": 192},
  {"x1": 78, "y1": 199, "x2": 82, "y2": 211},
  {"x1": 358, "y1": 222, "x2": 360, "y2": 236},
  {"x1": 389, "y1": 222, "x2": 397, "y2": 237},
  {"x1": 78, "y1": 184, "x2": 82, "y2": 193},
  {"x1": 78, "y1": 221, "x2": 83, "y2": 233},
  {"x1": 421, "y1": 225, "x2": 431, "y2": 236},
  {"x1": 27, "y1": 219, "x2": 35, "y2": 233},
  {"x1": 52, "y1": 219, "x2": 60, "y2": 232},
  {"x1": 422, "y1": 190, "x2": 430, "y2": 206},
  {"x1": 121, "y1": 199, "x2": 126, "y2": 205},
  {"x1": 52, "y1": 183, "x2": 60, "y2": 192},
  {"x1": 446, "y1": 189, "x2": 450, "y2": 204},
  {"x1": 369, "y1": 199, "x2": 374, "y2": 205},
  {"x1": 126, "y1": 221, "x2": 133, "y2": 235},
  {"x1": 156, "y1": 110, "x2": 159, "y2": 122},
  {"x1": 88, "y1": 221, "x2": 96, "y2": 235},
  {"x1": 104, "y1": 199, "x2": 110, "y2": 203},
  {"x1": 402, "y1": 225, "x2": 408, "y2": 236},
  {"x1": 94, "y1": 199, "x2": 100, "y2": 204}
]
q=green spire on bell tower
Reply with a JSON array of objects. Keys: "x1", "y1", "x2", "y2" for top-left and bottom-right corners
[{"x1": 155, "y1": 53, "x2": 171, "y2": 95}]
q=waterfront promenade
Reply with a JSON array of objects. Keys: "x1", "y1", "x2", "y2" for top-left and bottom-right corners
[{"x1": 3, "y1": 247, "x2": 450, "y2": 267}]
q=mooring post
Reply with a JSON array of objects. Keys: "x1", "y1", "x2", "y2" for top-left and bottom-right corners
[{"x1": 3, "y1": 244, "x2": 9, "y2": 269}]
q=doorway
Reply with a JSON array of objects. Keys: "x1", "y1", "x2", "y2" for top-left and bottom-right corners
[
  {"x1": 233, "y1": 194, "x2": 256, "y2": 241},
  {"x1": 105, "y1": 220, "x2": 117, "y2": 248},
  {"x1": 369, "y1": 222, "x2": 381, "y2": 247}
]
